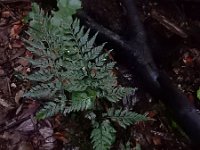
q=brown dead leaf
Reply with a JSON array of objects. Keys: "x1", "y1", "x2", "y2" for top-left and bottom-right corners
[
  {"x1": 12, "y1": 39, "x2": 24, "y2": 48},
  {"x1": 1, "y1": 131, "x2": 21, "y2": 144},
  {"x1": 16, "y1": 118, "x2": 35, "y2": 132},
  {"x1": 0, "y1": 77, "x2": 9, "y2": 94},
  {"x1": 15, "y1": 90, "x2": 24, "y2": 104},
  {"x1": 147, "y1": 111, "x2": 157, "y2": 118},
  {"x1": 25, "y1": 50, "x2": 33, "y2": 57},
  {"x1": 17, "y1": 101, "x2": 40, "y2": 119},
  {"x1": 16, "y1": 103, "x2": 23, "y2": 115},
  {"x1": 0, "y1": 67, "x2": 5, "y2": 76},
  {"x1": 54, "y1": 132, "x2": 71, "y2": 144},
  {"x1": 0, "y1": 98, "x2": 13, "y2": 108},
  {"x1": 1, "y1": 11, "x2": 12, "y2": 18},
  {"x1": 17, "y1": 142, "x2": 34, "y2": 150},
  {"x1": 39, "y1": 127, "x2": 54, "y2": 139},
  {"x1": 0, "y1": 47, "x2": 8, "y2": 65},
  {"x1": 10, "y1": 24, "x2": 22, "y2": 38},
  {"x1": 17, "y1": 58, "x2": 29, "y2": 67},
  {"x1": 152, "y1": 136, "x2": 161, "y2": 145},
  {"x1": 14, "y1": 65, "x2": 23, "y2": 72}
]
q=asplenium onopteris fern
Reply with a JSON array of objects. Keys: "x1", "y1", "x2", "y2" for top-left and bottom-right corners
[
  {"x1": 197, "y1": 87, "x2": 200, "y2": 101},
  {"x1": 91, "y1": 120, "x2": 116, "y2": 150},
  {"x1": 23, "y1": 1, "x2": 147, "y2": 150},
  {"x1": 103, "y1": 108, "x2": 148, "y2": 129},
  {"x1": 24, "y1": 1, "x2": 132, "y2": 116}
]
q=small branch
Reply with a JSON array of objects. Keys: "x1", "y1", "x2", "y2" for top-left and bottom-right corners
[{"x1": 150, "y1": 10, "x2": 188, "y2": 38}]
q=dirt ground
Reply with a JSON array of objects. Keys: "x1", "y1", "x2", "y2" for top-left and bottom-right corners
[{"x1": 0, "y1": 0, "x2": 199, "y2": 149}]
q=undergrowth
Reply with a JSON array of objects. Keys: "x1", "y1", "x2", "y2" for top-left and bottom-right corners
[
  {"x1": 197, "y1": 87, "x2": 200, "y2": 100},
  {"x1": 22, "y1": 0, "x2": 148, "y2": 149}
]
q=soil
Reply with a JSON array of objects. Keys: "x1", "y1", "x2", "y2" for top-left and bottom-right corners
[{"x1": 0, "y1": 0, "x2": 199, "y2": 150}]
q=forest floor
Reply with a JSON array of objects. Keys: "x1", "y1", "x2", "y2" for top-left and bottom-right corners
[{"x1": 0, "y1": 0, "x2": 199, "y2": 150}]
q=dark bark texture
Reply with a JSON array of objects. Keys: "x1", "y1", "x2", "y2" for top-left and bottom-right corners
[{"x1": 82, "y1": 0, "x2": 129, "y2": 36}]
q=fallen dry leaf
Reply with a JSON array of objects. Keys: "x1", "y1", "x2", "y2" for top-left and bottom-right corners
[
  {"x1": 152, "y1": 136, "x2": 161, "y2": 145},
  {"x1": 16, "y1": 118, "x2": 35, "y2": 132},
  {"x1": 16, "y1": 103, "x2": 23, "y2": 115},
  {"x1": 15, "y1": 90, "x2": 24, "y2": 104},
  {"x1": 12, "y1": 39, "x2": 24, "y2": 48},
  {"x1": 39, "y1": 127, "x2": 54, "y2": 139},
  {"x1": 11, "y1": 83, "x2": 17, "y2": 88},
  {"x1": 0, "y1": 68, "x2": 5, "y2": 76},
  {"x1": 0, "y1": 77, "x2": 9, "y2": 94},
  {"x1": 1, "y1": 11, "x2": 12, "y2": 18},
  {"x1": 0, "y1": 98, "x2": 13, "y2": 108},
  {"x1": 10, "y1": 24, "x2": 22, "y2": 38},
  {"x1": 14, "y1": 65, "x2": 23, "y2": 72},
  {"x1": 17, "y1": 142, "x2": 34, "y2": 150},
  {"x1": 17, "y1": 57, "x2": 29, "y2": 67},
  {"x1": 54, "y1": 132, "x2": 71, "y2": 144}
]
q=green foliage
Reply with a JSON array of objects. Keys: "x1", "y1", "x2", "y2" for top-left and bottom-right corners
[
  {"x1": 134, "y1": 143, "x2": 142, "y2": 150},
  {"x1": 36, "y1": 95, "x2": 66, "y2": 119},
  {"x1": 197, "y1": 87, "x2": 200, "y2": 100},
  {"x1": 104, "y1": 108, "x2": 148, "y2": 128},
  {"x1": 64, "y1": 92, "x2": 94, "y2": 113},
  {"x1": 91, "y1": 121, "x2": 116, "y2": 150},
  {"x1": 51, "y1": 0, "x2": 81, "y2": 26},
  {"x1": 25, "y1": 0, "x2": 131, "y2": 116},
  {"x1": 23, "y1": 1, "x2": 147, "y2": 149},
  {"x1": 119, "y1": 141, "x2": 131, "y2": 150}
]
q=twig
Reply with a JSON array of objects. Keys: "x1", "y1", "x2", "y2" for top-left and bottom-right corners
[
  {"x1": 151, "y1": 10, "x2": 188, "y2": 38},
  {"x1": 0, "y1": 115, "x2": 31, "y2": 133}
]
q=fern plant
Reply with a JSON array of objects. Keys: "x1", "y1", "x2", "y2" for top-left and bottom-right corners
[
  {"x1": 23, "y1": 1, "x2": 148, "y2": 149},
  {"x1": 197, "y1": 87, "x2": 200, "y2": 101}
]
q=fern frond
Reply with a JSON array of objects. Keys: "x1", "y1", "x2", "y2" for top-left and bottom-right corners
[
  {"x1": 104, "y1": 108, "x2": 148, "y2": 128},
  {"x1": 72, "y1": 18, "x2": 81, "y2": 35},
  {"x1": 85, "y1": 111, "x2": 96, "y2": 120},
  {"x1": 26, "y1": 69, "x2": 53, "y2": 82},
  {"x1": 84, "y1": 32, "x2": 98, "y2": 51},
  {"x1": 36, "y1": 97, "x2": 66, "y2": 119},
  {"x1": 23, "y1": 82, "x2": 58, "y2": 99},
  {"x1": 64, "y1": 90, "x2": 95, "y2": 113},
  {"x1": 197, "y1": 87, "x2": 200, "y2": 100},
  {"x1": 64, "y1": 80, "x2": 88, "y2": 92},
  {"x1": 83, "y1": 43, "x2": 105, "y2": 61},
  {"x1": 64, "y1": 98, "x2": 93, "y2": 113},
  {"x1": 24, "y1": 39, "x2": 45, "y2": 52},
  {"x1": 91, "y1": 120, "x2": 116, "y2": 150},
  {"x1": 51, "y1": 0, "x2": 81, "y2": 27},
  {"x1": 93, "y1": 65, "x2": 114, "y2": 79},
  {"x1": 94, "y1": 52, "x2": 109, "y2": 67},
  {"x1": 61, "y1": 68, "x2": 86, "y2": 80},
  {"x1": 119, "y1": 141, "x2": 131, "y2": 150},
  {"x1": 32, "y1": 58, "x2": 52, "y2": 68},
  {"x1": 106, "y1": 87, "x2": 133, "y2": 103},
  {"x1": 79, "y1": 29, "x2": 90, "y2": 47}
]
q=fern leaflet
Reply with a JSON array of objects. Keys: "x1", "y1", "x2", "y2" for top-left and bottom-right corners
[
  {"x1": 104, "y1": 108, "x2": 148, "y2": 128},
  {"x1": 91, "y1": 120, "x2": 116, "y2": 150}
]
